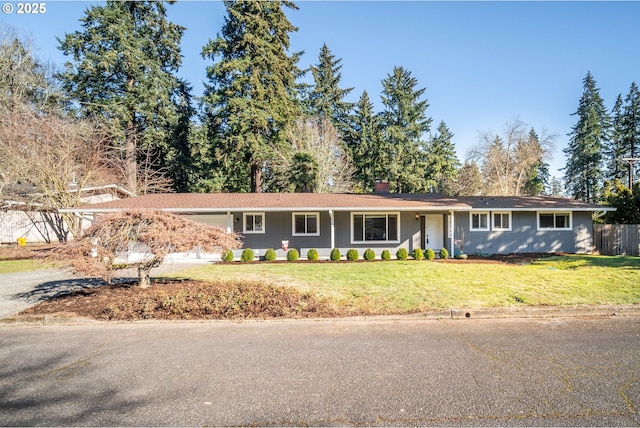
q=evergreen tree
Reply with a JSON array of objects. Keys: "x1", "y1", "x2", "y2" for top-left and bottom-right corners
[
  {"x1": 378, "y1": 66, "x2": 432, "y2": 193},
  {"x1": 621, "y1": 82, "x2": 640, "y2": 186},
  {"x1": 455, "y1": 161, "x2": 483, "y2": 196},
  {"x1": 548, "y1": 176, "x2": 564, "y2": 196},
  {"x1": 347, "y1": 90, "x2": 384, "y2": 192},
  {"x1": 521, "y1": 129, "x2": 550, "y2": 196},
  {"x1": 564, "y1": 72, "x2": 610, "y2": 202},
  {"x1": 606, "y1": 94, "x2": 626, "y2": 182},
  {"x1": 306, "y1": 43, "x2": 354, "y2": 139},
  {"x1": 425, "y1": 121, "x2": 460, "y2": 193},
  {"x1": 59, "y1": 1, "x2": 185, "y2": 194},
  {"x1": 202, "y1": 0, "x2": 302, "y2": 193},
  {"x1": 166, "y1": 80, "x2": 197, "y2": 193}
]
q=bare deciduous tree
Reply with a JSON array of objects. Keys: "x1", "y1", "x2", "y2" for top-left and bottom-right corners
[
  {"x1": 271, "y1": 116, "x2": 356, "y2": 193},
  {"x1": 51, "y1": 210, "x2": 242, "y2": 287},
  {"x1": 0, "y1": 106, "x2": 118, "y2": 239},
  {"x1": 469, "y1": 119, "x2": 555, "y2": 196}
]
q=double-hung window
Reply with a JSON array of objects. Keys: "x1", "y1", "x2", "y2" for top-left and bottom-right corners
[
  {"x1": 492, "y1": 212, "x2": 511, "y2": 231},
  {"x1": 470, "y1": 212, "x2": 490, "y2": 231},
  {"x1": 292, "y1": 212, "x2": 320, "y2": 236},
  {"x1": 538, "y1": 212, "x2": 571, "y2": 230},
  {"x1": 352, "y1": 213, "x2": 399, "y2": 243},
  {"x1": 244, "y1": 213, "x2": 265, "y2": 233}
]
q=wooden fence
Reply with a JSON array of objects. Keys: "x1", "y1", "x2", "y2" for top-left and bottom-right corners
[{"x1": 593, "y1": 224, "x2": 640, "y2": 256}]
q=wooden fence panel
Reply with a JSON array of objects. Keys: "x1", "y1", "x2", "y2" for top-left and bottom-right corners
[{"x1": 593, "y1": 224, "x2": 640, "y2": 256}]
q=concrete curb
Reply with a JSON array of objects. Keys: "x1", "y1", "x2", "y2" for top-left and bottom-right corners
[{"x1": 2, "y1": 305, "x2": 639, "y2": 327}]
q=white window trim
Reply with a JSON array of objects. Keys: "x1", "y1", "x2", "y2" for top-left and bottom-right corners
[
  {"x1": 492, "y1": 211, "x2": 512, "y2": 231},
  {"x1": 470, "y1": 211, "x2": 490, "y2": 231},
  {"x1": 243, "y1": 212, "x2": 265, "y2": 234},
  {"x1": 292, "y1": 212, "x2": 320, "y2": 236},
  {"x1": 537, "y1": 211, "x2": 572, "y2": 231},
  {"x1": 351, "y1": 212, "x2": 401, "y2": 244}
]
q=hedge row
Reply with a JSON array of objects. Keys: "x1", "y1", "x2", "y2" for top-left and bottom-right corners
[{"x1": 222, "y1": 247, "x2": 454, "y2": 262}]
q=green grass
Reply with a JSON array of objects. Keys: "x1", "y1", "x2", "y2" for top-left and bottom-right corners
[
  {"x1": 0, "y1": 259, "x2": 56, "y2": 274},
  {"x1": 170, "y1": 255, "x2": 640, "y2": 313}
]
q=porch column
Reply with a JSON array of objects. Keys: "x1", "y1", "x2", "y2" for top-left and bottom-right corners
[
  {"x1": 329, "y1": 209, "x2": 335, "y2": 249},
  {"x1": 226, "y1": 211, "x2": 232, "y2": 234},
  {"x1": 449, "y1": 210, "x2": 455, "y2": 258}
]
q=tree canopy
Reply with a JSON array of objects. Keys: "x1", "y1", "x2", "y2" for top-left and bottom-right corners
[{"x1": 53, "y1": 210, "x2": 242, "y2": 287}]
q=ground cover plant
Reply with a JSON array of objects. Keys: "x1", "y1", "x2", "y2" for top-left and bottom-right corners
[{"x1": 13, "y1": 254, "x2": 640, "y2": 320}]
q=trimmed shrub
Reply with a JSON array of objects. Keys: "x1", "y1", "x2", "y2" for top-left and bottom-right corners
[
  {"x1": 455, "y1": 253, "x2": 468, "y2": 260},
  {"x1": 240, "y1": 248, "x2": 255, "y2": 262},
  {"x1": 412, "y1": 248, "x2": 424, "y2": 260},
  {"x1": 363, "y1": 248, "x2": 376, "y2": 261},
  {"x1": 264, "y1": 248, "x2": 277, "y2": 261},
  {"x1": 222, "y1": 249, "x2": 234, "y2": 262},
  {"x1": 330, "y1": 248, "x2": 341, "y2": 261},
  {"x1": 346, "y1": 249, "x2": 359, "y2": 261},
  {"x1": 307, "y1": 248, "x2": 319, "y2": 261},
  {"x1": 425, "y1": 248, "x2": 435, "y2": 260},
  {"x1": 439, "y1": 248, "x2": 449, "y2": 259},
  {"x1": 381, "y1": 249, "x2": 391, "y2": 261},
  {"x1": 286, "y1": 249, "x2": 299, "y2": 261},
  {"x1": 396, "y1": 248, "x2": 408, "y2": 260}
]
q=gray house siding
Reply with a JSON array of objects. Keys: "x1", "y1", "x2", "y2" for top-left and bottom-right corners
[
  {"x1": 234, "y1": 211, "x2": 332, "y2": 251},
  {"x1": 454, "y1": 211, "x2": 594, "y2": 254}
]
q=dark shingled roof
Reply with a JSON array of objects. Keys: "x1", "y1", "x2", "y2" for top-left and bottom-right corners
[{"x1": 61, "y1": 193, "x2": 613, "y2": 213}]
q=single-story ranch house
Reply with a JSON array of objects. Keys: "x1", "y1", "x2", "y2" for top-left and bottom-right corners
[{"x1": 61, "y1": 187, "x2": 615, "y2": 259}]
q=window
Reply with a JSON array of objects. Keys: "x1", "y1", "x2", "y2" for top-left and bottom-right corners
[
  {"x1": 244, "y1": 213, "x2": 265, "y2": 233},
  {"x1": 493, "y1": 212, "x2": 511, "y2": 231},
  {"x1": 470, "y1": 212, "x2": 489, "y2": 231},
  {"x1": 292, "y1": 212, "x2": 320, "y2": 236},
  {"x1": 538, "y1": 212, "x2": 571, "y2": 230},
  {"x1": 352, "y1": 213, "x2": 399, "y2": 243}
]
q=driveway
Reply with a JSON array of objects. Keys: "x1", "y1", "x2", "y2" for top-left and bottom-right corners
[{"x1": 0, "y1": 260, "x2": 209, "y2": 319}]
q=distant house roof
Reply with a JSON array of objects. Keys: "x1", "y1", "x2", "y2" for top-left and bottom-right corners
[{"x1": 60, "y1": 192, "x2": 613, "y2": 214}]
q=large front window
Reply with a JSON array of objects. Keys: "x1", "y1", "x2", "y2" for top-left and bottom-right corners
[{"x1": 352, "y1": 213, "x2": 399, "y2": 243}]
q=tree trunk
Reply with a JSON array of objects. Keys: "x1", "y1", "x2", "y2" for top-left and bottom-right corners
[
  {"x1": 251, "y1": 162, "x2": 262, "y2": 193},
  {"x1": 138, "y1": 266, "x2": 151, "y2": 288}
]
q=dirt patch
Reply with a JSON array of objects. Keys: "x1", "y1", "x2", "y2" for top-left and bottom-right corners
[{"x1": 18, "y1": 279, "x2": 351, "y2": 321}]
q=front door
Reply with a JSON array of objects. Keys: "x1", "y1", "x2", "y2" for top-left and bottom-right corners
[{"x1": 423, "y1": 214, "x2": 444, "y2": 250}]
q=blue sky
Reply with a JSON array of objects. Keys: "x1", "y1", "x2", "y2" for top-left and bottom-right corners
[{"x1": 3, "y1": 1, "x2": 640, "y2": 181}]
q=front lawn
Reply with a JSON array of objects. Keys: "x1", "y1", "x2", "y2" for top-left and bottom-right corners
[
  {"x1": 174, "y1": 255, "x2": 640, "y2": 313},
  {"x1": 13, "y1": 255, "x2": 640, "y2": 321}
]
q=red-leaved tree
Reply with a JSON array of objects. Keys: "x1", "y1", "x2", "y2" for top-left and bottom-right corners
[{"x1": 53, "y1": 210, "x2": 242, "y2": 287}]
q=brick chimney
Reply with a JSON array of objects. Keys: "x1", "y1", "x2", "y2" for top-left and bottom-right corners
[{"x1": 374, "y1": 179, "x2": 390, "y2": 194}]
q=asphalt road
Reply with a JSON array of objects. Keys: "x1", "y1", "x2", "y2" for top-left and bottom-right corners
[{"x1": 1, "y1": 317, "x2": 639, "y2": 426}]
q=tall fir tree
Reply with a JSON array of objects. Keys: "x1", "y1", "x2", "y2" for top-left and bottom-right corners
[
  {"x1": 564, "y1": 72, "x2": 610, "y2": 202},
  {"x1": 202, "y1": 0, "x2": 302, "y2": 193},
  {"x1": 378, "y1": 66, "x2": 432, "y2": 193},
  {"x1": 455, "y1": 161, "x2": 483, "y2": 196},
  {"x1": 59, "y1": 1, "x2": 186, "y2": 194},
  {"x1": 521, "y1": 129, "x2": 550, "y2": 196},
  {"x1": 346, "y1": 90, "x2": 384, "y2": 192},
  {"x1": 306, "y1": 43, "x2": 354, "y2": 139},
  {"x1": 425, "y1": 121, "x2": 460, "y2": 193},
  {"x1": 606, "y1": 94, "x2": 626, "y2": 182},
  {"x1": 620, "y1": 82, "x2": 640, "y2": 187}
]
